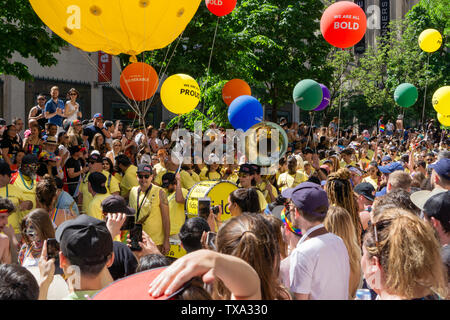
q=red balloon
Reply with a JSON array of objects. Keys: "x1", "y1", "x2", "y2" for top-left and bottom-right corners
[
  {"x1": 222, "y1": 79, "x2": 251, "y2": 106},
  {"x1": 205, "y1": 0, "x2": 237, "y2": 17},
  {"x1": 120, "y1": 62, "x2": 158, "y2": 101},
  {"x1": 320, "y1": 1, "x2": 367, "y2": 49}
]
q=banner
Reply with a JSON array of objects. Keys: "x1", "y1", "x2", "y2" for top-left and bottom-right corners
[
  {"x1": 354, "y1": 0, "x2": 366, "y2": 54},
  {"x1": 98, "y1": 51, "x2": 112, "y2": 83},
  {"x1": 380, "y1": 0, "x2": 390, "y2": 38}
]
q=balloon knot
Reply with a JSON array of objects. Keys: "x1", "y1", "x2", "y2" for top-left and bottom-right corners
[{"x1": 129, "y1": 55, "x2": 138, "y2": 63}]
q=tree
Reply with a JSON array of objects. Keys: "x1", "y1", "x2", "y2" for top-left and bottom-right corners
[
  {"x1": 144, "y1": 0, "x2": 332, "y2": 127},
  {"x1": 0, "y1": 0, "x2": 65, "y2": 80}
]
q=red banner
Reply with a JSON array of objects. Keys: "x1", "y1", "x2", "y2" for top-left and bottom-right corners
[{"x1": 98, "y1": 51, "x2": 112, "y2": 83}]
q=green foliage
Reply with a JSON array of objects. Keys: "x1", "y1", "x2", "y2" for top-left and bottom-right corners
[
  {"x1": 0, "y1": 0, "x2": 66, "y2": 80},
  {"x1": 146, "y1": 0, "x2": 332, "y2": 125}
]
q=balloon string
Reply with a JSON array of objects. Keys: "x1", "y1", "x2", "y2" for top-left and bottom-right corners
[
  {"x1": 143, "y1": 30, "x2": 185, "y2": 118},
  {"x1": 202, "y1": 16, "x2": 220, "y2": 115},
  {"x1": 77, "y1": 50, "x2": 141, "y2": 116},
  {"x1": 421, "y1": 53, "x2": 430, "y2": 131},
  {"x1": 337, "y1": 49, "x2": 345, "y2": 139}
]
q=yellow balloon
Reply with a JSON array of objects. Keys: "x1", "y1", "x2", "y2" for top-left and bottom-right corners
[
  {"x1": 29, "y1": 0, "x2": 201, "y2": 56},
  {"x1": 418, "y1": 29, "x2": 443, "y2": 53},
  {"x1": 432, "y1": 86, "x2": 450, "y2": 116},
  {"x1": 437, "y1": 113, "x2": 450, "y2": 127},
  {"x1": 161, "y1": 74, "x2": 201, "y2": 114}
]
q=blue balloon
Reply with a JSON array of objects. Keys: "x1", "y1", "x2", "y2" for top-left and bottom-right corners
[{"x1": 228, "y1": 95, "x2": 263, "y2": 131}]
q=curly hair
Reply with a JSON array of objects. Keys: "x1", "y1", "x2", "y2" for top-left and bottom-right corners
[
  {"x1": 326, "y1": 168, "x2": 362, "y2": 243},
  {"x1": 364, "y1": 208, "x2": 448, "y2": 299}
]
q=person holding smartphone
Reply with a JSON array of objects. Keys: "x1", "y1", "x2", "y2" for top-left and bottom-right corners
[{"x1": 129, "y1": 164, "x2": 170, "y2": 255}]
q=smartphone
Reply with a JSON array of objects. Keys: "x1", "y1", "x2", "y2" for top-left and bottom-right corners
[
  {"x1": 198, "y1": 197, "x2": 211, "y2": 220},
  {"x1": 130, "y1": 224, "x2": 143, "y2": 251},
  {"x1": 47, "y1": 238, "x2": 63, "y2": 275},
  {"x1": 206, "y1": 232, "x2": 217, "y2": 251},
  {"x1": 120, "y1": 215, "x2": 135, "y2": 231}
]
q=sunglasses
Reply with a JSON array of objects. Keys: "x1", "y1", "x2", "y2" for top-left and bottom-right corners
[
  {"x1": 138, "y1": 174, "x2": 150, "y2": 179},
  {"x1": 38, "y1": 98, "x2": 46, "y2": 101},
  {"x1": 126, "y1": 129, "x2": 133, "y2": 132},
  {"x1": 69, "y1": 93, "x2": 77, "y2": 96},
  {"x1": 238, "y1": 173, "x2": 250, "y2": 178}
]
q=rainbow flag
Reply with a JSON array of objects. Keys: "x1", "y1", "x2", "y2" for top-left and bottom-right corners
[{"x1": 380, "y1": 124, "x2": 385, "y2": 132}]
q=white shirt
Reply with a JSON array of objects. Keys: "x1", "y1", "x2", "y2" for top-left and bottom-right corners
[
  {"x1": 289, "y1": 224, "x2": 350, "y2": 300},
  {"x1": 65, "y1": 101, "x2": 79, "y2": 122}
]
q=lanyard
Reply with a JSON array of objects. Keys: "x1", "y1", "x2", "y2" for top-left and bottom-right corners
[{"x1": 136, "y1": 185, "x2": 152, "y2": 221}]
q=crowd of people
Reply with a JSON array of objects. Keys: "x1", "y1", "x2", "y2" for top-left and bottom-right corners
[{"x1": 0, "y1": 85, "x2": 449, "y2": 301}]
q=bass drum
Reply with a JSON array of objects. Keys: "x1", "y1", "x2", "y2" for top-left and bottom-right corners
[{"x1": 185, "y1": 180, "x2": 238, "y2": 222}]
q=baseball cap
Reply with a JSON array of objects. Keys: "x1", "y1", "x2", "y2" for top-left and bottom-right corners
[
  {"x1": 239, "y1": 163, "x2": 254, "y2": 175},
  {"x1": 410, "y1": 188, "x2": 447, "y2": 211},
  {"x1": 88, "y1": 172, "x2": 107, "y2": 194},
  {"x1": 22, "y1": 154, "x2": 38, "y2": 165},
  {"x1": 93, "y1": 113, "x2": 103, "y2": 119},
  {"x1": 137, "y1": 163, "x2": 152, "y2": 174},
  {"x1": 161, "y1": 172, "x2": 175, "y2": 188},
  {"x1": 429, "y1": 158, "x2": 450, "y2": 180},
  {"x1": 378, "y1": 161, "x2": 404, "y2": 174},
  {"x1": 55, "y1": 215, "x2": 113, "y2": 266},
  {"x1": 0, "y1": 118, "x2": 6, "y2": 126},
  {"x1": 354, "y1": 182, "x2": 375, "y2": 202},
  {"x1": 423, "y1": 191, "x2": 449, "y2": 221},
  {"x1": 92, "y1": 266, "x2": 192, "y2": 300},
  {"x1": 0, "y1": 159, "x2": 11, "y2": 176},
  {"x1": 381, "y1": 155, "x2": 392, "y2": 163},
  {"x1": 281, "y1": 182, "x2": 329, "y2": 217},
  {"x1": 88, "y1": 152, "x2": 103, "y2": 163},
  {"x1": 101, "y1": 194, "x2": 136, "y2": 216},
  {"x1": 250, "y1": 164, "x2": 261, "y2": 175},
  {"x1": 71, "y1": 119, "x2": 81, "y2": 127}
]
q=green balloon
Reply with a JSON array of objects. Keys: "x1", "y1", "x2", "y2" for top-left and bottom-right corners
[
  {"x1": 394, "y1": 83, "x2": 418, "y2": 108},
  {"x1": 293, "y1": 79, "x2": 323, "y2": 110}
]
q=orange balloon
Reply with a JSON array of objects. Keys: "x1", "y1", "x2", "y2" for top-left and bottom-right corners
[
  {"x1": 120, "y1": 62, "x2": 159, "y2": 101},
  {"x1": 222, "y1": 79, "x2": 251, "y2": 106}
]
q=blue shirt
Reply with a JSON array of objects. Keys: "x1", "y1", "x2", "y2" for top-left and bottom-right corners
[
  {"x1": 45, "y1": 99, "x2": 65, "y2": 127},
  {"x1": 56, "y1": 190, "x2": 79, "y2": 216}
]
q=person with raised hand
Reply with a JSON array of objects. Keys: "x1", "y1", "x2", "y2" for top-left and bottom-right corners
[{"x1": 148, "y1": 249, "x2": 261, "y2": 300}]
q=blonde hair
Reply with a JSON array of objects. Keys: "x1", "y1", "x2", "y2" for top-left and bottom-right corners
[
  {"x1": 324, "y1": 206, "x2": 362, "y2": 299},
  {"x1": 326, "y1": 168, "x2": 362, "y2": 243},
  {"x1": 364, "y1": 208, "x2": 448, "y2": 299}
]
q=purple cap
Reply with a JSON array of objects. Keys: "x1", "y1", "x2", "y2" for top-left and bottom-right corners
[
  {"x1": 281, "y1": 182, "x2": 329, "y2": 217},
  {"x1": 429, "y1": 158, "x2": 450, "y2": 180}
]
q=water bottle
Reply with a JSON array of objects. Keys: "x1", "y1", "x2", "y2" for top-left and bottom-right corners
[{"x1": 355, "y1": 289, "x2": 372, "y2": 300}]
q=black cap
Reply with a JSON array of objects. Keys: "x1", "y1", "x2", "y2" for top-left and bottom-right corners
[
  {"x1": 55, "y1": 215, "x2": 113, "y2": 266},
  {"x1": 423, "y1": 191, "x2": 450, "y2": 222},
  {"x1": 0, "y1": 159, "x2": 11, "y2": 176},
  {"x1": 161, "y1": 172, "x2": 176, "y2": 188},
  {"x1": 115, "y1": 154, "x2": 131, "y2": 166},
  {"x1": 239, "y1": 163, "x2": 254, "y2": 175},
  {"x1": 250, "y1": 164, "x2": 261, "y2": 175},
  {"x1": 101, "y1": 194, "x2": 136, "y2": 216},
  {"x1": 88, "y1": 172, "x2": 107, "y2": 194},
  {"x1": 22, "y1": 154, "x2": 38, "y2": 165},
  {"x1": 354, "y1": 182, "x2": 375, "y2": 202},
  {"x1": 0, "y1": 118, "x2": 6, "y2": 126},
  {"x1": 69, "y1": 145, "x2": 85, "y2": 155},
  {"x1": 137, "y1": 163, "x2": 152, "y2": 174}
]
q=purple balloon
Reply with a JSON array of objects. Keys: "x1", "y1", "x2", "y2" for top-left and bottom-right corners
[{"x1": 314, "y1": 84, "x2": 331, "y2": 111}]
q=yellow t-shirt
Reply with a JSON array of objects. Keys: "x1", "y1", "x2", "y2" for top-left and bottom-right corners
[
  {"x1": 256, "y1": 181, "x2": 278, "y2": 204},
  {"x1": 120, "y1": 165, "x2": 138, "y2": 198},
  {"x1": 87, "y1": 193, "x2": 110, "y2": 221},
  {"x1": 340, "y1": 160, "x2": 357, "y2": 169},
  {"x1": 362, "y1": 176, "x2": 378, "y2": 190},
  {"x1": 167, "y1": 188, "x2": 188, "y2": 236},
  {"x1": 154, "y1": 163, "x2": 165, "y2": 176},
  {"x1": 154, "y1": 169, "x2": 176, "y2": 187},
  {"x1": 11, "y1": 173, "x2": 37, "y2": 229},
  {"x1": 199, "y1": 167, "x2": 221, "y2": 181},
  {"x1": 129, "y1": 184, "x2": 165, "y2": 245},
  {"x1": 102, "y1": 170, "x2": 120, "y2": 195},
  {"x1": 256, "y1": 189, "x2": 268, "y2": 212},
  {"x1": 80, "y1": 173, "x2": 91, "y2": 214},
  {"x1": 179, "y1": 170, "x2": 197, "y2": 190},
  {"x1": 0, "y1": 184, "x2": 26, "y2": 234},
  {"x1": 277, "y1": 171, "x2": 308, "y2": 192}
]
